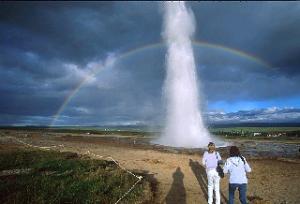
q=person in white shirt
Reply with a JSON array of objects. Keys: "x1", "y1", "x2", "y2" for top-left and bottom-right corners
[
  {"x1": 223, "y1": 146, "x2": 251, "y2": 204},
  {"x1": 202, "y1": 142, "x2": 222, "y2": 204}
]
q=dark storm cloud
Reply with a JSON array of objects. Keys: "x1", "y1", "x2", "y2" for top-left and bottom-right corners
[
  {"x1": 199, "y1": 62, "x2": 300, "y2": 102},
  {"x1": 0, "y1": 2, "x2": 162, "y2": 122},
  {"x1": 53, "y1": 50, "x2": 166, "y2": 126},
  {"x1": 189, "y1": 1, "x2": 300, "y2": 103},
  {"x1": 0, "y1": 2, "x2": 161, "y2": 65},
  {"x1": 190, "y1": 2, "x2": 300, "y2": 76},
  {"x1": 193, "y1": 45, "x2": 300, "y2": 103},
  {"x1": 0, "y1": 2, "x2": 300, "y2": 125}
]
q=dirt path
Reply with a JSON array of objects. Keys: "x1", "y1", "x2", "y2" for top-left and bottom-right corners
[{"x1": 1, "y1": 132, "x2": 300, "y2": 204}]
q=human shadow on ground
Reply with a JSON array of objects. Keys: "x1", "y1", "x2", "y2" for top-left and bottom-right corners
[
  {"x1": 165, "y1": 167, "x2": 186, "y2": 204},
  {"x1": 189, "y1": 159, "x2": 209, "y2": 201},
  {"x1": 189, "y1": 159, "x2": 228, "y2": 204}
]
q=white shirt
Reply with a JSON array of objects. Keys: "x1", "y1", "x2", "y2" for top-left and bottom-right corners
[
  {"x1": 223, "y1": 156, "x2": 251, "y2": 184},
  {"x1": 202, "y1": 151, "x2": 222, "y2": 170}
]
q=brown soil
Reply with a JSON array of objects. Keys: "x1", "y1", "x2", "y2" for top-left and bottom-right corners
[{"x1": 1, "y1": 130, "x2": 299, "y2": 204}]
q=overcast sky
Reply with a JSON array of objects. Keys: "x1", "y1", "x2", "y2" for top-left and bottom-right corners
[{"x1": 1, "y1": 1, "x2": 300, "y2": 126}]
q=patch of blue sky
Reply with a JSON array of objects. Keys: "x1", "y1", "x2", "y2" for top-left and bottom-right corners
[{"x1": 208, "y1": 96, "x2": 300, "y2": 113}]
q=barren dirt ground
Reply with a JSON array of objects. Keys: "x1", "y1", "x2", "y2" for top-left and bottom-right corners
[{"x1": 1, "y1": 131, "x2": 300, "y2": 204}]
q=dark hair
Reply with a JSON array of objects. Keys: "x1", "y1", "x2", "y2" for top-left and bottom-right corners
[
  {"x1": 229, "y1": 146, "x2": 245, "y2": 164},
  {"x1": 229, "y1": 146, "x2": 240, "y2": 157},
  {"x1": 208, "y1": 142, "x2": 215, "y2": 147}
]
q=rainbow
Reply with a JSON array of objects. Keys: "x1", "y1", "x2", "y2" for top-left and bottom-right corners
[{"x1": 50, "y1": 40, "x2": 271, "y2": 126}]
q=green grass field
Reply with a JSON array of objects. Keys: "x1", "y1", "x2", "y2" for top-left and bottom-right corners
[
  {"x1": 0, "y1": 148, "x2": 146, "y2": 204},
  {"x1": 2, "y1": 125, "x2": 300, "y2": 134},
  {"x1": 1, "y1": 126, "x2": 300, "y2": 141}
]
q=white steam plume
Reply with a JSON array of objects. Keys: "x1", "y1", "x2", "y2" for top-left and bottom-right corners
[{"x1": 157, "y1": 2, "x2": 213, "y2": 147}]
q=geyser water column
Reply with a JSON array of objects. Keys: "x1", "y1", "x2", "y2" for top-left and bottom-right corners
[{"x1": 158, "y1": 2, "x2": 212, "y2": 147}]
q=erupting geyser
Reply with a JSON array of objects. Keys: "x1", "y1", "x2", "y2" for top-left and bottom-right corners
[{"x1": 157, "y1": 2, "x2": 213, "y2": 147}]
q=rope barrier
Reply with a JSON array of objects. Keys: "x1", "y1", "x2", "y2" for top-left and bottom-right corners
[
  {"x1": 7, "y1": 136, "x2": 64, "y2": 150},
  {"x1": 7, "y1": 136, "x2": 143, "y2": 204},
  {"x1": 114, "y1": 176, "x2": 142, "y2": 204}
]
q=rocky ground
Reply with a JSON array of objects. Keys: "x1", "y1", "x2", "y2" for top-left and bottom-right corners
[{"x1": 1, "y1": 130, "x2": 300, "y2": 204}]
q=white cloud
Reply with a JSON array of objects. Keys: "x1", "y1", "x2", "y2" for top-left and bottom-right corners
[
  {"x1": 264, "y1": 107, "x2": 279, "y2": 114},
  {"x1": 74, "y1": 107, "x2": 91, "y2": 114},
  {"x1": 61, "y1": 53, "x2": 118, "y2": 87},
  {"x1": 205, "y1": 107, "x2": 300, "y2": 123}
]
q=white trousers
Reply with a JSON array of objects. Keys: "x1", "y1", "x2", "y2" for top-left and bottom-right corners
[{"x1": 207, "y1": 169, "x2": 220, "y2": 204}]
